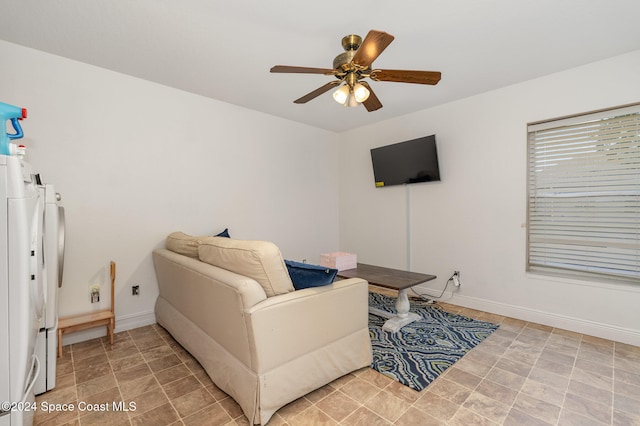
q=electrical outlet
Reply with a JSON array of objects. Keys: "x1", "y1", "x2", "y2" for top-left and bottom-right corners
[
  {"x1": 453, "y1": 271, "x2": 461, "y2": 287},
  {"x1": 132, "y1": 285, "x2": 140, "y2": 295},
  {"x1": 90, "y1": 285, "x2": 100, "y2": 303}
]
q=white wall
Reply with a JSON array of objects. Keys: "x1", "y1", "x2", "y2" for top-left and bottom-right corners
[
  {"x1": 0, "y1": 41, "x2": 340, "y2": 341},
  {"x1": 3, "y1": 39, "x2": 640, "y2": 347},
  {"x1": 338, "y1": 50, "x2": 640, "y2": 346}
]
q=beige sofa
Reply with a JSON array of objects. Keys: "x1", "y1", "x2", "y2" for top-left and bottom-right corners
[{"x1": 152, "y1": 233, "x2": 372, "y2": 425}]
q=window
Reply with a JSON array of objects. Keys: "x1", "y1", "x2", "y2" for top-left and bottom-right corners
[{"x1": 527, "y1": 104, "x2": 640, "y2": 282}]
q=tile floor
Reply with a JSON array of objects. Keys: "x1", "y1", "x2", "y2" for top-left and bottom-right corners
[{"x1": 34, "y1": 298, "x2": 640, "y2": 426}]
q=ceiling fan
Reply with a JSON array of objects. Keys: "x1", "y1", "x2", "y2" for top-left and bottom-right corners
[{"x1": 270, "y1": 30, "x2": 441, "y2": 112}]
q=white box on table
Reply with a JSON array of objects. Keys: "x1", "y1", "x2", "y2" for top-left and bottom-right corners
[{"x1": 320, "y1": 252, "x2": 357, "y2": 271}]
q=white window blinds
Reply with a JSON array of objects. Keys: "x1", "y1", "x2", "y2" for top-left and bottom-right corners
[{"x1": 527, "y1": 104, "x2": 640, "y2": 282}]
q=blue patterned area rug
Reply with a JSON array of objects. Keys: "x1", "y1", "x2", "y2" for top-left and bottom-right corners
[{"x1": 368, "y1": 292, "x2": 499, "y2": 391}]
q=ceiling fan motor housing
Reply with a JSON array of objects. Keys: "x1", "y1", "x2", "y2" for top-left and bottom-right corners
[
  {"x1": 333, "y1": 34, "x2": 370, "y2": 81},
  {"x1": 333, "y1": 50, "x2": 355, "y2": 70},
  {"x1": 334, "y1": 34, "x2": 363, "y2": 69}
]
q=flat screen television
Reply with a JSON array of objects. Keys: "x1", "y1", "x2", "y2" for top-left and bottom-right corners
[{"x1": 370, "y1": 135, "x2": 440, "y2": 188}]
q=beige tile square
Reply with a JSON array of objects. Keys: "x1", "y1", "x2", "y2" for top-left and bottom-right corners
[
  {"x1": 449, "y1": 407, "x2": 500, "y2": 426},
  {"x1": 71, "y1": 337, "x2": 103, "y2": 353},
  {"x1": 503, "y1": 345, "x2": 541, "y2": 366},
  {"x1": 74, "y1": 362, "x2": 112, "y2": 384},
  {"x1": 614, "y1": 379, "x2": 640, "y2": 401},
  {"x1": 512, "y1": 393, "x2": 562, "y2": 424},
  {"x1": 132, "y1": 334, "x2": 167, "y2": 350},
  {"x1": 613, "y1": 409, "x2": 640, "y2": 426},
  {"x1": 339, "y1": 377, "x2": 380, "y2": 404},
  {"x1": 132, "y1": 387, "x2": 169, "y2": 415},
  {"x1": 72, "y1": 352, "x2": 109, "y2": 371},
  {"x1": 454, "y1": 356, "x2": 493, "y2": 377},
  {"x1": 109, "y1": 352, "x2": 145, "y2": 372},
  {"x1": 520, "y1": 378, "x2": 565, "y2": 406},
  {"x1": 147, "y1": 353, "x2": 182, "y2": 373},
  {"x1": 567, "y1": 378, "x2": 613, "y2": 405},
  {"x1": 171, "y1": 388, "x2": 215, "y2": 418},
  {"x1": 504, "y1": 408, "x2": 555, "y2": 426},
  {"x1": 394, "y1": 407, "x2": 443, "y2": 426},
  {"x1": 485, "y1": 366, "x2": 527, "y2": 391},
  {"x1": 614, "y1": 393, "x2": 640, "y2": 417},
  {"x1": 341, "y1": 406, "x2": 390, "y2": 426},
  {"x1": 127, "y1": 325, "x2": 157, "y2": 338},
  {"x1": 53, "y1": 372, "x2": 76, "y2": 391},
  {"x1": 443, "y1": 366, "x2": 483, "y2": 390},
  {"x1": 141, "y1": 343, "x2": 176, "y2": 361},
  {"x1": 383, "y1": 380, "x2": 422, "y2": 404},
  {"x1": 364, "y1": 389, "x2": 411, "y2": 422},
  {"x1": 77, "y1": 408, "x2": 130, "y2": 426},
  {"x1": 114, "y1": 362, "x2": 152, "y2": 383},
  {"x1": 289, "y1": 405, "x2": 338, "y2": 426},
  {"x1": 357, "y1": 367, "x2": 394, "y2": 389},
  {"x1": 181, "y1": 402, "x2": 232, "y2": 426},
  {"x1": 528, "y1": 367, "x2": 570, "y2": 391},
  {"x1": 106, "y1": 343, "x2": 140, "y2": 360},
  {"x1": 539, "y1": 347, "x2": 576, "y2": 366},
  {"x1": 463, "y1": 391, "x2": 511, "y2": 424},
  {"x1": 315, "y1": 390, "x2": 360, "y2": 422},
  {"x1": 131, "y1": 402, "x2": 179, "y2": 426},
  {"x1": 413, "y1": 392, "x2": 459, "y2": 423},
  {"x1": 427, "y1": 377, "x2": 472, "y2": 405},
  {"x1": 154, "y1": 362, "x2": 191, "y2": 385},
  {"x1": 162, "y1": 374, "x2": 202, "y2": 400},
  {"x1": 475, "y1": 378, "x2": 519, "y2": 406},
  {"x1": 462, "y1": 347, "x2": 501, "y2": 368},
  {"x1": 535, "y1": 357, "x2": 573, "y2": 377},
  {"x1": 34, "y1": 400, "x2": 79, "y2": 426},
  {"x1": 75, "y1": 373, "x2": 117, "y2": 399},
  {"x1": 616, "y1": 357, "x2": 640, "y2": 375},
  {"x1": 119, "y1": 373, "x2": 159, "y2": 401},
  {"x1": 578, "y1": 345, "x2": 614, "y2": 367}
]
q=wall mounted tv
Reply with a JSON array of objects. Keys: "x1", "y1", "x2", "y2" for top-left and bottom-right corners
[{"x1": 370, "y1": 134, "x2": 441, "y2": 188}]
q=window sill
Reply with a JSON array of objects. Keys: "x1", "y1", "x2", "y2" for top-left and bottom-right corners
[{"x1": 526, "y1": 270, "x2": 640, "y2": 293}]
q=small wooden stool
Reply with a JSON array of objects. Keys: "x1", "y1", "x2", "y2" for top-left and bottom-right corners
[{"x1": 57, "y1": 261, "x2": 116, "y2": 357}]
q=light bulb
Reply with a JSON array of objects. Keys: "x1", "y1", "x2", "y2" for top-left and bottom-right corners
[
  {"x1": 353, "y1": 83, "x2": 370, "y2": 103},
  {"x1": 333, "y1": 85, "x2": 350, "y2": 104},
  {"x1": 347, "y1": 92, "x2": 359, "y2": 107}
]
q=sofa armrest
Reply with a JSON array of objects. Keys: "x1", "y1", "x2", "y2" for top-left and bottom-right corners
[
  {"x1": 245, "y1": 278, "x2": 370, "y2": 372},
  {"x1": 154, "y1": 248, "x2": 270, "y2": 368}
]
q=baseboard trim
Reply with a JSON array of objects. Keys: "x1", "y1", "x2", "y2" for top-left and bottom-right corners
[
  {"x1": 448, "y1": 293, "x2": 640, "y2": 347},
  {"x1": 61, "y1": 310, "x2": 156, "y2": 347}
]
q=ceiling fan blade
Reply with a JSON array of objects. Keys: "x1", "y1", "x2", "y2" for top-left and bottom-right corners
[
  {"x1": 360, "y1": 82, "x2": 382, "y2": 112},
  {"x1": 293, "y1": 81, "x2": 341, "y2": 104},
  {"x1": 370, "y1": 69, "x2": 441, "y2": 85},
  {"x1": 271, "y1": 65, "x2": 338, "y2": 75},
  {"x1": 351, "y1": 30, "x2": 395, "y2": 68}
]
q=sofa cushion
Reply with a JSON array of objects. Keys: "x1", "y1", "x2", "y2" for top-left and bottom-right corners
[
  {"x1": 166, "y1": 232, "x2": 202, "y2": 258},
  {"x1": 285, "y1": 260, "x2": 338, "y2": 290},
  {"x1": 198, "y1": 237, "x2": 294, "y2": 297},
  {"x1": 166, "y1": 229, "x2": 231, "y2": 258}
]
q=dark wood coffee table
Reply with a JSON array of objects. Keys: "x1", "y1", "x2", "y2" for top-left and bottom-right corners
[{"x1": 338, "y1": 263, "x2": 436, "y2": 332}]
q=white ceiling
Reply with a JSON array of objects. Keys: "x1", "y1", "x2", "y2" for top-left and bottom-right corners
[{"x1": 2, "y1": 1, "x2": 640, "y2": 133}]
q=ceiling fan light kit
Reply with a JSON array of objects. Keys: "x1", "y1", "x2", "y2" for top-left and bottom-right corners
[
  {"x1": 333, "y1": 81, "x2": 370, "y2": 107},
  {"x1": 332, "y1": 84, "x2": 350, "y2": 104},
  {"x1": 270, "y1": 30, "x2": 441, "y2": 112},
  {"x1": 353, "y1": 83, "x2": 370, "y2": 103}
]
